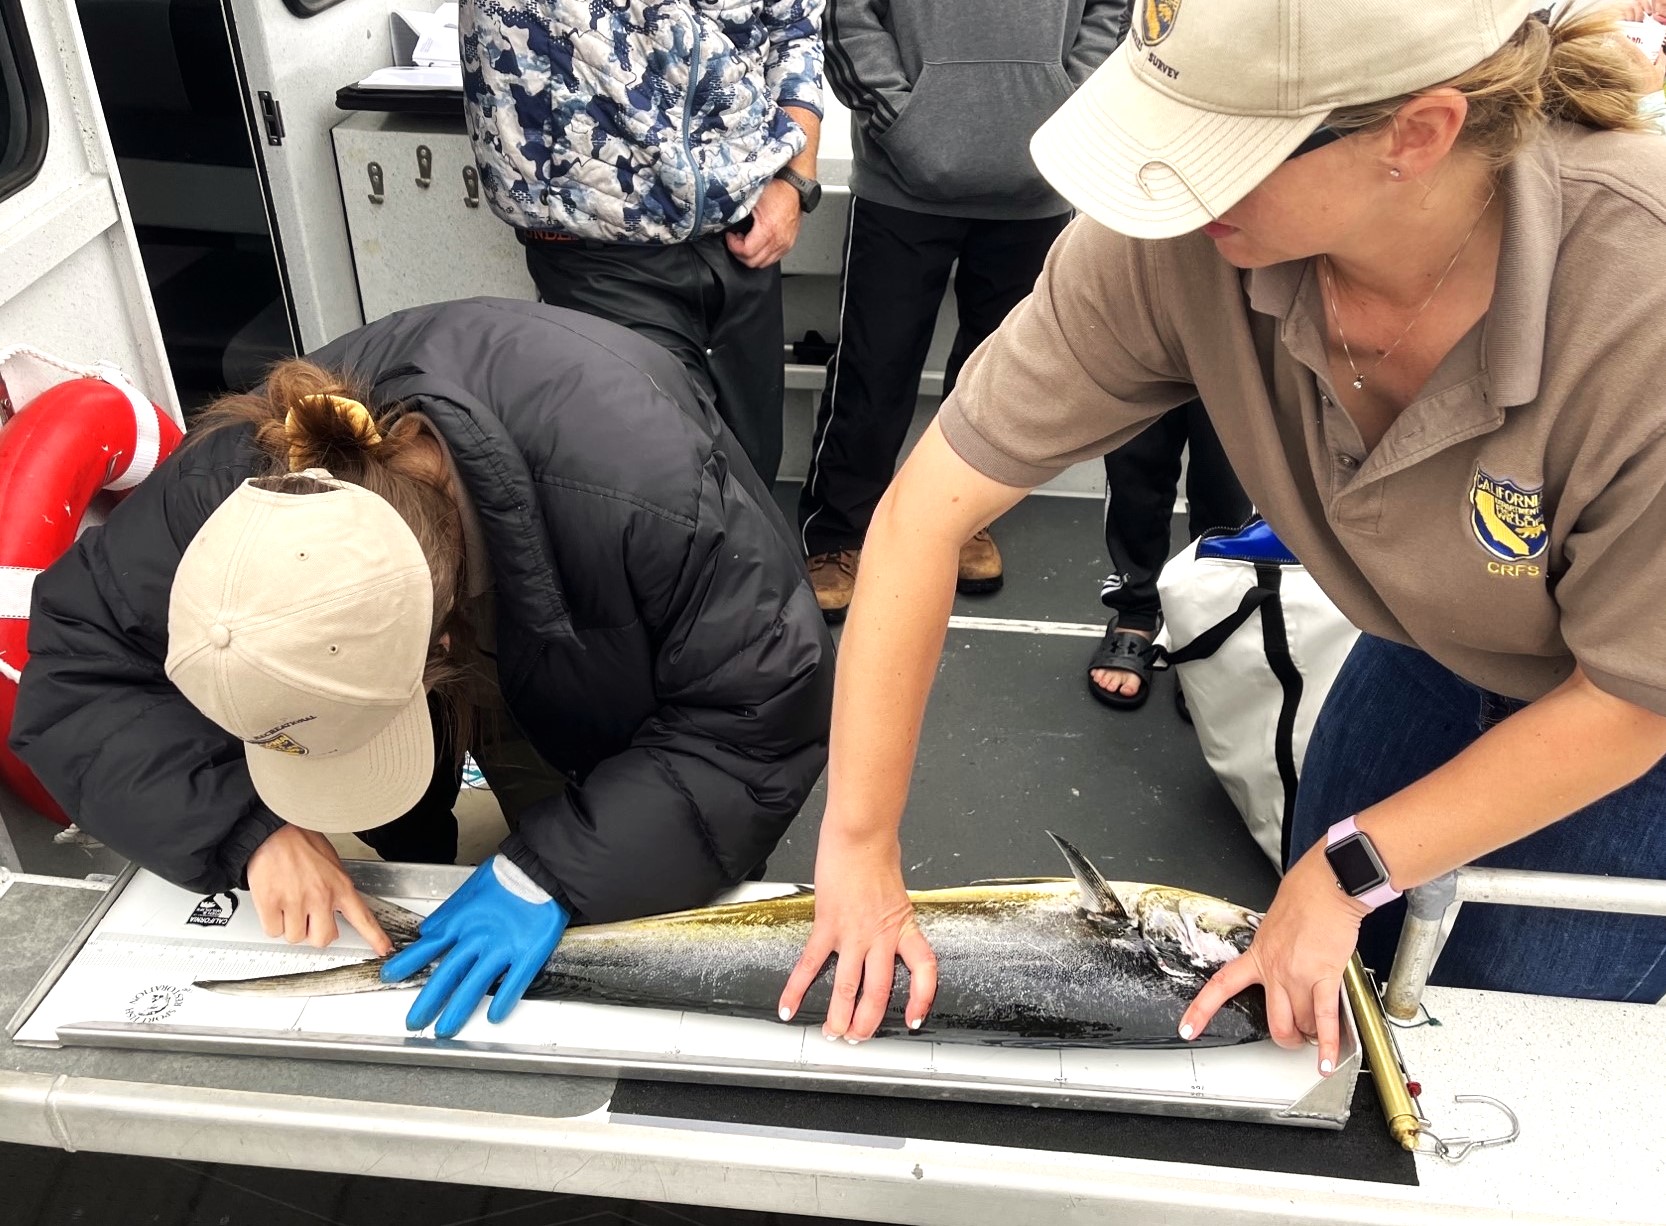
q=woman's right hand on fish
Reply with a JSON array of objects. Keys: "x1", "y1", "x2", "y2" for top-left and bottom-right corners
[
  {"x1": 778, "y1": 828, "x2": 938, "y2": 1041},
  {"x1": 776, "y1": 423, "x2": 1026, "y2": 1041},
  {"x1": 246, "y1": 823, "x2": 392, "y2": 955}
]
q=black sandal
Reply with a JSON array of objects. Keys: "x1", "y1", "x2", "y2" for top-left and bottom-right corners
[{"x1": 1086, "y1": 620, "x2": 1161, "y2": 710}]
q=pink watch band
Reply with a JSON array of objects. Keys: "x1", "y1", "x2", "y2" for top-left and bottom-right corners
[{"x1": 1327, "y1": 816, "x2": 1403, "y2": 911}]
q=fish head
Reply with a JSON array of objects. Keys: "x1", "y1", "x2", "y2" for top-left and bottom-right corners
[{"x1": 1122, "y1": 885, "x2": 1262, "y2": 980}]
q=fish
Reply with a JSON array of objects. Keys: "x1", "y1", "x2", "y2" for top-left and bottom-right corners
[{"x1": 197, "y1": 834, "x2": 1269, "y2": 1048}]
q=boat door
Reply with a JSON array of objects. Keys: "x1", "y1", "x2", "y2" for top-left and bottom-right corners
[
  {"x1": 0, "y1": 0, "x2": 183, "y2": 865},
  {"x1": 0, "y1": 0, "x2": 177, "y2": 414},
  {"x1": 219, "y1": 0, "x2": 399, "y2": 350}
]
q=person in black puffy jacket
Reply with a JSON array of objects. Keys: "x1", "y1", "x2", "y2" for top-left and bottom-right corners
[{"x1": 11, "y1": 298, "x2": 833, "y2": 1034}]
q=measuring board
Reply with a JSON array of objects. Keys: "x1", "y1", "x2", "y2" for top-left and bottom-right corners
[{"x1": 7, "y1": 862, "x2": 1360, "y2": 1127}]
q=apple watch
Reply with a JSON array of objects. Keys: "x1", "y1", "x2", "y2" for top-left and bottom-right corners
[
  {"x1": 774, "y1": 167, "x2": 822, "y2": 214},
  {"x1": 1323, "y1": 816, "x2": 1402, "y2": 910}
]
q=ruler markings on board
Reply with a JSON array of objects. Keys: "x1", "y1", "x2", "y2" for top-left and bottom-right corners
[{"x1": 74, "y1": 932, "x2": 370, "y2": 980}]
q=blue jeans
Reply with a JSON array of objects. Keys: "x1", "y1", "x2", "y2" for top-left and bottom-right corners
[{"x1": 1289, "y1": 635, "x2": 1666, "y2": 1002}]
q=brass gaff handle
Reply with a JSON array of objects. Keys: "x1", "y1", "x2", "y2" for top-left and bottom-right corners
[{"x1": 1343, "y1": 953, "x2": 1420, "y2": 1151}]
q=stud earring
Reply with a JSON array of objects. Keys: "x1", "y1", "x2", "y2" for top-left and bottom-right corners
[{"x1": 1389, "y1": 167, "x2": 1403, "y2": 179}]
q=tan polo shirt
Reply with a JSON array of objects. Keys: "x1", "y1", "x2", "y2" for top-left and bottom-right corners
[{"x1": 941, "y1": 123, "x2": 1666, "y2": 715}]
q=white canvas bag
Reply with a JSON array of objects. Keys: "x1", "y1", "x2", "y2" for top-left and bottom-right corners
[{"x1": 1155, "y1": 521, "x2": 1360, "y2": 867}]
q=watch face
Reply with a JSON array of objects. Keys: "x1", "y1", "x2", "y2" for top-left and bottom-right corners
[
  {"x1": 1327, "y1": 833, "x2": 1385, "y2": 895},
  {"x1": 801, "y1": 180, "x2": 822, "y2": 213}
]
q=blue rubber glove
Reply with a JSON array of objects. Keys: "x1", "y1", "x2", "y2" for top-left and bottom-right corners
[{"x1": 380, "y1": 855, "x2": 568, "y2": 1038}]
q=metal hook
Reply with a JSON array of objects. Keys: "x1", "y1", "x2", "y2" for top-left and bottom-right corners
[
  {"x1": 1414, "y1": 1095, "x2": 1520, "y2": 1164},
  {"x1": 1135, "y1": 159, "x2": 1217, "y2": 218}
]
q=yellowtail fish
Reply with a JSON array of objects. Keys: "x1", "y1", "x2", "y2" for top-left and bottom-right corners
[{"x1": 198, "y1": 834, "x2": 1268, "y2": 1047}]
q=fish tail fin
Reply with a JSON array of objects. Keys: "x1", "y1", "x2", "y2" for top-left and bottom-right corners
[{"x1": 1046, "y1": 832, "x2": 1128, "y2": 919}]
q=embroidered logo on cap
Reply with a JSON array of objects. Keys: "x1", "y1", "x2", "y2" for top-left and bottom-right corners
[
  {"x1": 1470, "y1": 469, "x2": 1547, "y2": 564},
  {"x1": 1134, "y1": 0, "x2": 1181, "y2": 48},
  {"x1": 248, "y1": 715, "x2": 317, "y2": 756}
]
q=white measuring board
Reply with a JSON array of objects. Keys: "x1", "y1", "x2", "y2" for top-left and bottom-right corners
[{"x1": 12, "y1": 868, "x2": 1355, "y2": 1124}]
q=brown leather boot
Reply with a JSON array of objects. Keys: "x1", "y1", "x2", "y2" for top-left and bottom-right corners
[
  {"x1": 957, "y1": 528, "x2": 1003, "y2": 594},
  {"x1": 806, "y1": 548, "x2": 860, "y2": 623}
]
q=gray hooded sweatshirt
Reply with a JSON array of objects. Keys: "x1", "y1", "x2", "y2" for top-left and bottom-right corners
[{"x1": 825, "y1": 0, "x2": 1130, "y2": 219}]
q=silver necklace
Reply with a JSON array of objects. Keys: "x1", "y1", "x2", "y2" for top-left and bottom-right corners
[{"x1": 1320, "y1": 186, "x2": 1497, "y2": 392}]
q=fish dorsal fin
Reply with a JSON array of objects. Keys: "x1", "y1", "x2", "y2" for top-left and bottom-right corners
[{"x1": 1046, "y1": 832, "x2": 1128, "y2": 919}]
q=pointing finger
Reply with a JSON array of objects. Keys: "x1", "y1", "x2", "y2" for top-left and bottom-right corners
[
  {"x1": 1179, "y1": 953, "x2": 1259, "y2": 1041},
  {"x1": 339, "y1": 891, "x2": 393, "y2": 957}
]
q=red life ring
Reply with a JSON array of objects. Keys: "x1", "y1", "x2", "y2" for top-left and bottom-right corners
[{"x1": 0, "y1": 377, "x2": 184, "y2": 823}]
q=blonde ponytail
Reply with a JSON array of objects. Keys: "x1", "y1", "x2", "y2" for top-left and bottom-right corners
[{"x1": 1326, "y1": 9, "x2": 1654, "y2": 168}]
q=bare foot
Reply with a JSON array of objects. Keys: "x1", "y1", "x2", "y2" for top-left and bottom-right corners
[{"x1": 1090, "y1": 626, "x2": 1154, "y2": 699}]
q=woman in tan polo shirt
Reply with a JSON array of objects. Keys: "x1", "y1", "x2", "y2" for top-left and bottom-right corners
[{"x1": 776, "y1": 0, "x2": 1666, "y2": 1075}]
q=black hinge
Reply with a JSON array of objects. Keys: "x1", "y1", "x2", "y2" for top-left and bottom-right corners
[{"x1": 258, "y1": 91, "x2": 285, "y2": 146}]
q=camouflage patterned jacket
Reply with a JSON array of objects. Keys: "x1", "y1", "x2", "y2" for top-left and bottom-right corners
[{"x1": 463, "y1": 1, "x2": 824, "y2": 243}]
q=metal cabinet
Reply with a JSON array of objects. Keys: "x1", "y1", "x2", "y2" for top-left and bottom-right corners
[{"x1": 331, "y1": 111, "x2": 534, "y2": 323}]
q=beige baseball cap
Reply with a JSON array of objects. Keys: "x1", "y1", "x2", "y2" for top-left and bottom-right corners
[
  {"x1": 1031, "y1": 0, "x2": 1539, "y2": 239},
  {"x1": 165, "y1": 471, "x2": 436, "y2": 833}
]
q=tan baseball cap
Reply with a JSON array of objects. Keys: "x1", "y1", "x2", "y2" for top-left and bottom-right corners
[
  {"x1": 1031, "y1": 0, "x2": 1539, "y2": 239},
  {"x1": 165, "y1": 471, "x2": 436, "y2": 833}
]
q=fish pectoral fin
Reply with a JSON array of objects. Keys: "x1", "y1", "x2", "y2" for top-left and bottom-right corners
[{"x1": 1045, "y1": 832, "x2": 1128, "y2": 919}]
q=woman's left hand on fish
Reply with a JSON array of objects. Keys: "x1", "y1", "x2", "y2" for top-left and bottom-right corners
[
  {"x1": 381, "y1": 855, "x2": 570, "y2": 1038},
  {"x1": 1179, "y1": 845, "x2": 1367, "y2": 1076}
]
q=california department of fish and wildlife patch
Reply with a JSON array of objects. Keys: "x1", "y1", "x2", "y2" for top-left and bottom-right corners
[
  {"x1": 1470, "y1": 467, "x2": 1548, "y2": 567},
  {"x1": 1134, "y1": 0, "x2": 1181, "y2": 47}
]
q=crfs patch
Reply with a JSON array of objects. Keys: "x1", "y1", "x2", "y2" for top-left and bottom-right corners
[
  {"x1": 1134, "y1": 0, "x2": 1181, "y2": 47},
  {"x1": 1470, "y1": 468, "x2": 1548, "y2": 562}
]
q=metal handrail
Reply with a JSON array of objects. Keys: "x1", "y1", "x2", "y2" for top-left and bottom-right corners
[{"x1": 1383, "y1": 867, "x2": 1666, "y2": 1019}]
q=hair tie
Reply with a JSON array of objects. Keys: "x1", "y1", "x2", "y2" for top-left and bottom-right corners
[{"x1": 285, "y1": 394, "x2": 382, "y2": 471}]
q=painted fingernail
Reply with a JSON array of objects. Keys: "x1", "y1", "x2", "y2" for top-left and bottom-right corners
[
  {"x1": 824, "y1": 1031, "x2": 840, "y2": 1042},
  {"x1": 846, "y1": 1037, "x2": 860, "y2": 1046},
  {"x1": 907, "y1": 1018, "x2": 921, "y2": 1031},
  {"x1": 1320, "y1": 1058, "x2": 1334, "y2": 1076},
  {"x1": 778, "y1": 1006, "x2": 792, "y2": 1021},
  {"x1": 1178, "y1": 1023, "x2": 1195, "y2": 1040}
]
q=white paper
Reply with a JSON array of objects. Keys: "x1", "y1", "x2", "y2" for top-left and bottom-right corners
[{"x1": 356, "y1": 64, "x2": 463, "y2": 91}]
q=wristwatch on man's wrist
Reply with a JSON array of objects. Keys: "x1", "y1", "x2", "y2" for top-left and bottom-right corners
[
  {"x1": 775, "y1": 167, "x2": 822, "y2": 214},
  {"x1": 1323, "y1": 816, "x2": 1402, "y2": 911}
]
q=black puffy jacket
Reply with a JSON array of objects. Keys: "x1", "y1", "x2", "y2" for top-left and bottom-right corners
[{"x1": 11, "y1": 299, "x2": 833, "y2": 921}]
